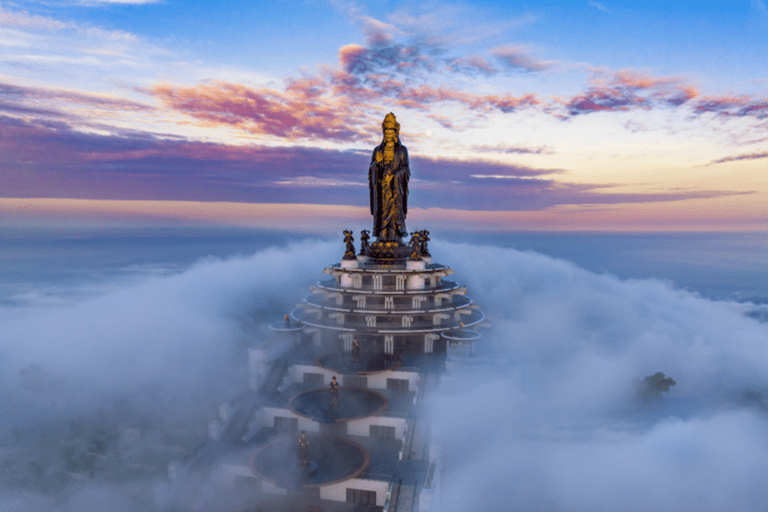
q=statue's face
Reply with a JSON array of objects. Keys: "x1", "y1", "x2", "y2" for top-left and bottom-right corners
[{"x1": 383, "y1": 128, "x2": 396, "y2": 143}]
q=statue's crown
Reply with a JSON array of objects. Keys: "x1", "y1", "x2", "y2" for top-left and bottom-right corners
[{"x1": 382, "y1": 112, "x2": 400, "y2": 132}]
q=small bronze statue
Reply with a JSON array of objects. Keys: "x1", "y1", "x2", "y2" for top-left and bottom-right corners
[
  {"x1": 359, "y1": 230, "x2": 370, "y2": 255},
  {"x1": 342, "y1": 230, "x2": 356, "y2": 260},
  {"x1": 352, "y1": 338, "x2": 360, "y2": 364},
  {"x1": 298, "y1": 430, "x2": 310, "y2": 468},
  {"x1": 419, "y1": 230, "x2": 431, "y2": 257},
  {"x1": 408, "y1": 231, "x2": 422, "y2": 260},
  {"x1": 369, "y1": 113, "x2": 410, "y2": 242},
  {"x1": 329, "y1": 375, "x2": 340, "y2": 409}
]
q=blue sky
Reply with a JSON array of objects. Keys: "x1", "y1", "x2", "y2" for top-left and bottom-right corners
[{"x1": 1, "y1": 0, "x2": 767, "y2": 231}]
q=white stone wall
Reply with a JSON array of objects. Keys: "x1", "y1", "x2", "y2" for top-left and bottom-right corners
[
  {"x1": 340, "y1": 260, "x2": 358, "y2": 269},
  {"x1": 420, "y1": 486, "x2": 434, "y2": 511},
  {"x1": 367, "y1": 370, "x2": 420, "y2": 391},
  {"x1": 346, "y1": 415, "x2": 407, "y2": 440},
  {"x1": 319, "y1": 478, "x2": 390, "y2": 506},
  {"x1": 260, "y1": 406, "x2": 319, "y2": 432}
]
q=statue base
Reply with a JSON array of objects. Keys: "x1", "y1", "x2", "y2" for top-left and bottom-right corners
[
  {"x1": 340, "y1": 259, "x2": 358, "y2": 269},
  {"x1": 406, "y1": 260, "x2": 425, "y2": 270},
  {"x1": 366, "y1": 241, "x2": 411, "y2": 261}
]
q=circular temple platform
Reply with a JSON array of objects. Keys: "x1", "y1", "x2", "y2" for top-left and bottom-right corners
[
  {"x1": 269, "y1": 320, "x2": 304, "y2": 333},
  {"x1": 316, "y1": 352, "x2": 402, "y2": 375},
  {"x1": 441, "y1": 329, "x2": 481, "y2": 341},
  {"x1": 290, "y1": 388, "x2": 388, "y2": 423},
  {"x1": 251, "y1": 435, "x2": 369, "y2": 489}
]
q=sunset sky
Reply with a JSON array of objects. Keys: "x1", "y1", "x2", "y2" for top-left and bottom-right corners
[{"x1": 1, "y1": 0, "x2": 767, "y2": 232}]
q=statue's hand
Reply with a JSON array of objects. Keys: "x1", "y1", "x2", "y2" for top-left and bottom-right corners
[{"x1": 375, "y1": 150, "x2": 383, "y2": 163}]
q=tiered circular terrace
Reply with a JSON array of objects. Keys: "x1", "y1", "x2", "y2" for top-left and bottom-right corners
[
  {"x1": 287, "y1": 258, "x2": 485, "y2": 358},
  {"x1": 441, "y1": 329, "x2": 481, "y2": 341},
  {"x1": 290, "y1": 388, "x2": 388, "y2": 423},
  {"x1": 268, "y1": 319, "x2": 305, "y2": 333},
  {"x1": 293, "y1": 267, "x2": 484, "y2": 332},
  {"x1": 316, "y1": 352, "x2": 402, "y2": 375},
  {"x1": 251, "y1": 435, "x2": 369, "y2": 489}
]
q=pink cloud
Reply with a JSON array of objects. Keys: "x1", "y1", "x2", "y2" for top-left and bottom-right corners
[
  {"x1": 610, "y1": 70, "x2": 699, "y2": 106},
  {"x1": 706, "y1": 152, "x2": 768, "y2": 165},
  {"x1": 565, "y1": 70, "x2": 698, "y2": 115},
  {"x1": 1, "y1": 81, "x2": 154, "y2": 112},
  {"x1": 694, "y1": 95, "x2": 768, "y2": 119},
  {"x1": 362, "y1": 17, "x2": 398, "y2": 46},
  {"x1": 149, "y1": 80, "x2": 368, "y2": 142},
  {"x1": 330, "y1": 54, "x2": 538, "y2": 115},
  {"x1": 338, "y1": 44, "x2": 368, "y2": 73},
  {"x1": 325, "y1": 41, "x2": 542, "y2": 115},
  {"x1": 391, "y1": 84, "x2": 538, "y2": 113},
  {"x1": 694, "y1": 95, "x2": 751, "y2": 114},
  {"x1": 491, "y1": 45, "x2": 555, "y2": 73},
  {"x1": 447, "y1": 55, "x2": 498, "y2": 76},
  {"x1": 557, "y1": 68, "x2": 765, "y2": 125},
  {"x1": 337, "y1": 42, "x2": 435, "y2": 76}
]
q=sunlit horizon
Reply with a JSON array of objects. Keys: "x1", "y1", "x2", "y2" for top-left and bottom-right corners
[{"x1": 2, "y1": 197, "x2": 765, "y2": 233}]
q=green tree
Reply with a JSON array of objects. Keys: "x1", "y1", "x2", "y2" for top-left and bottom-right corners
[{"x1": 638, "y1": 372, "x2": 676, "y2": 403}]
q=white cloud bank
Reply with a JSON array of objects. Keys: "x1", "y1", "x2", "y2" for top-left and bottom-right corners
[
  {"x1": 433, "y1": 241, "x2": 768, "y2": 512},
  {"x1": 1, "y1": 238, "x2": 767, "y2": 511},
  {"x1": 0, "y1": 239, "x2": 339, "y2": 426}
]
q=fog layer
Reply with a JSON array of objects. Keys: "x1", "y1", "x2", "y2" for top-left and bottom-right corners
[
  {"x1": 1, "y1": 239, "x2": 340, "y2": 425},
  {"x1": 1, "y1": 238, "x2": 766, "y2": 511},
  {"x1": 433, "y1": 241, "x2": 768, "y2": 512}
]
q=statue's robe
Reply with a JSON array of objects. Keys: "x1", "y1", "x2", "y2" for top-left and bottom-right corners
[{"x1": 368, "y1": 142, "x2": 410, "y2": 241}]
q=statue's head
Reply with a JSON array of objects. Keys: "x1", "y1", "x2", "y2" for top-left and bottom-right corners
[{"x1": 381, "y1": 112, "x2": 400, "y2": 143}]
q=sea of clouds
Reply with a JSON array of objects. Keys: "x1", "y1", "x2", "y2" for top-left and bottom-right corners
[
  {"x1": 1, "y1": 239, "x2": 767, "y2": 511},
  {"x1": 432, "y1": 241, "x2": 768, "y2": 512}
]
